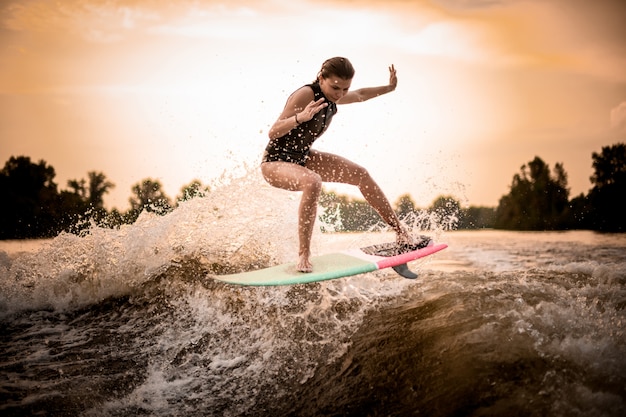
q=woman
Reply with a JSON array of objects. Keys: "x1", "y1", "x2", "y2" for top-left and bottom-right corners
[{"x1": 262, "y1": 57, "x2": 412, "y2": 272}]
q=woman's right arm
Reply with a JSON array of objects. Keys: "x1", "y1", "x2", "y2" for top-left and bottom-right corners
[{"x1": 268, "y1": 88, "x2": 327, "y2": 140}]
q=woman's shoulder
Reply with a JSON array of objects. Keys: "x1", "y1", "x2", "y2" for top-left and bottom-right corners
[{"x1": 287, "y1": 84, "x2": 315, "y2": 103}]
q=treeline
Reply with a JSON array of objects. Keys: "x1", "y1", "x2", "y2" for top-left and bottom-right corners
[
  {"x1": 0, "y1": 155, "x2": 208, "y2": 239},
  {"x1": 1, "y1": 143, "x2": 624, "y2": 239},
  {"x1": 493, "y1": 143, "x2": 625, "y2": 232}
]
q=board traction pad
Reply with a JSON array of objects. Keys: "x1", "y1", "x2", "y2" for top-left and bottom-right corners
[{"x1": 361, "y1": 235, "x2": 433, "y2": 257}]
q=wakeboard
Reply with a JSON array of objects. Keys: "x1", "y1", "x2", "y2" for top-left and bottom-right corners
[{"x1": 214, "y1": 236, "x2": 447, "y2": 286}]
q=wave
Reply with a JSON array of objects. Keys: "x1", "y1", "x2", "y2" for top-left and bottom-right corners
[{"x1": 1, "y1": 173, "x2": 284, "y2": 313}]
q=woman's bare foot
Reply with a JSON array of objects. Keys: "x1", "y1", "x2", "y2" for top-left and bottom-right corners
[{"x1": 297, "y1": 253, "x2": 313, "y2": 273}]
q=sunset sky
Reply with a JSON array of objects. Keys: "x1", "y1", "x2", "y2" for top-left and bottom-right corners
[{"x1": 1, "y1": 0, "x2": 625, "y2": 210}]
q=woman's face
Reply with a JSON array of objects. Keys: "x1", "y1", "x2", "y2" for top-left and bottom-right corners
[{"x1": 319, "y1": 75, "x2": 352, "y2": 103}]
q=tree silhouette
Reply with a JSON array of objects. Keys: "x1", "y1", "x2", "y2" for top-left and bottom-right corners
[
  {"x1": 67, "y1": 178, "x2": 87, "y2": 200},
  {"x1": 395, "y1": 194, "x2": 417, "y2": 220},
  {"x1": 317, "y1": 190, "x2": 384, "y2": 232},
  {"x1": 68, "y1": 171, "x2": 114, "y2": 208},
  {"x1": 0, "y1": 156, "x2": 62, "y2": 238},
  {"x1": 177, "y1": 179, "x2": 210, "y2": 203},
  {"x1": 588, "y1": 143, "x2": 626, "y2": 231},
  {"x1": 86, "y1": 172, "x2": 115, "y2": 208},
  {"x1": 495, "y1": 156, "x2": 570, "y2": 230},
  {"x1": 431, "y1": 195, "x2": 461, "y2": 230},
  {"x1": 129, "y1": 178, "x2": 172, "y2": 216},
  {"x1": 590, "y1": 143, "x2": 626, "y2": 188},
  {"x1": 459, "y1": 206, "x2": 496, "y2": 229}
]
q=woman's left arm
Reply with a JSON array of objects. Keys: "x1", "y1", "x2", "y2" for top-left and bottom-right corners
[{"x1": 338, "y1": 64, "x2": 397, "y2": 104}]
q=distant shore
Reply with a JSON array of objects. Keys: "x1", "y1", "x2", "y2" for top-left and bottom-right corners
[{"x1": 0, "y1": 239, "x2": 52, "y2": 255}]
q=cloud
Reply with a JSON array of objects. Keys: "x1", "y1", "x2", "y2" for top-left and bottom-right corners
[
  {"x1": 422, "y1": 0, "x2": 626, "y2": 82},
  {"x1": 610, "y1": 102, "x2": 626, "y2": 131},
  {"x1": 1, "y1": 0, "x2": 160, "y2": 43},
  {"x1": 148, "y1": 5, "x2": 261, "y2": 39}
]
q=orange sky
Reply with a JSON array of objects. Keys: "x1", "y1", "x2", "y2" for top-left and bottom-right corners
[{"x1": 1, "y1": 0, "x2": 625, "y2": 210}]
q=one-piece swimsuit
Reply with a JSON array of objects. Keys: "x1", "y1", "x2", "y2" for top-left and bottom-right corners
[{"x1": 262, "y1": 81, "x2": 338, "y2": 166}]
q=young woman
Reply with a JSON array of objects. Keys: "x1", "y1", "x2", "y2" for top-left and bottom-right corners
[{"x1": 262, "y1": 57, "x2": 413, "y2": 272}]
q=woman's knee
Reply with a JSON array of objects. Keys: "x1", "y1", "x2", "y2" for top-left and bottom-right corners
[{"x1": 303, "y1": 172, "x2": 323, "y2": 195}]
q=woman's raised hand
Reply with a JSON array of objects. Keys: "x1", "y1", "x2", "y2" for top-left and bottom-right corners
[
  {"x1": 388, "y1": 64, "x2": 397, "y2": 91},
  {"x1": 297, "y1": 98, "x2": 328, "y2": 123}
]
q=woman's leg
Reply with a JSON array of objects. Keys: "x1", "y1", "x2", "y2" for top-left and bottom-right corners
[
  {"x1": 261, "y1": 161, "x2": 322, "y2": 272},
  {"x1": 305, "y1": 150, "x2": 411, "y2": 243}
]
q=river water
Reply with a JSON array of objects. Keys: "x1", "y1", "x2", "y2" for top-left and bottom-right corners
[{"x1": 1, "y1": 177, "x2": 625, "y2": 416}]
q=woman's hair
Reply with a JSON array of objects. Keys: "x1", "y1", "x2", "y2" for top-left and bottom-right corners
[{"x1": 316, "y1": 57, "x2": 355, "y2": 82}]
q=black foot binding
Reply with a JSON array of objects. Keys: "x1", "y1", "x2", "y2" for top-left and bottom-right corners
[{"x1": 392, "y1": 263, "x2": 418, "y2": 279}]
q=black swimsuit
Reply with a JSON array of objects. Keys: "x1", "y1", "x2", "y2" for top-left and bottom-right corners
[{"x1": 262, "y1": 82, "x2": 338, "y2": 166}]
